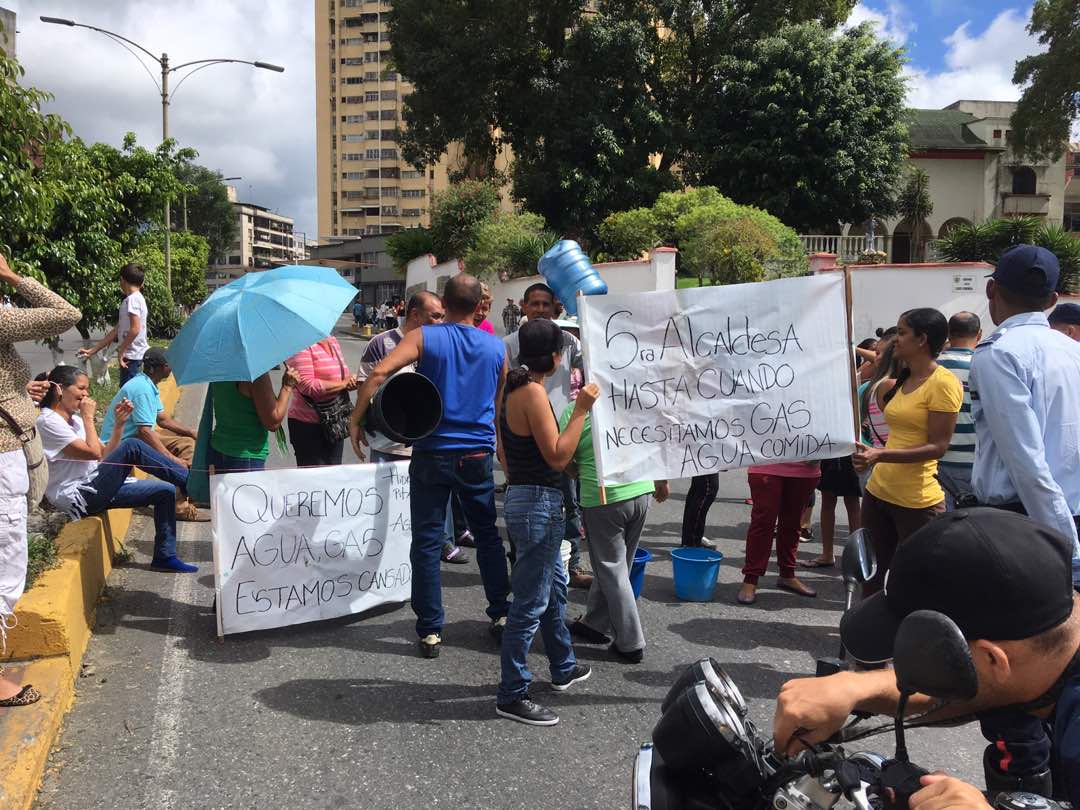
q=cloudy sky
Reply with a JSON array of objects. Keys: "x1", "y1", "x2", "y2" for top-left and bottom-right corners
[{"x1": 3, "y1": 2, "x2": 1051, "y2": 242}]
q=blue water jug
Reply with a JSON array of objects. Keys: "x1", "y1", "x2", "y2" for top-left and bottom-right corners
[{"x1": 537, "y1": 240, "x2": 608, "y2": 316}]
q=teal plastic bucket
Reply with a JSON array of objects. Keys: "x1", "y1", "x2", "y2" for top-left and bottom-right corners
[
  {"x1": 629, "y1": 547, "x2": 652, "y2": 599},
  {"x1": 670, "y1": 547, "x2": 724, "y2": 602}
]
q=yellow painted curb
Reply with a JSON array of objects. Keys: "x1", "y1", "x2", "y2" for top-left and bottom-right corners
[{"x1": 0, "y1": 658, "x2": 73, "y2": 810}]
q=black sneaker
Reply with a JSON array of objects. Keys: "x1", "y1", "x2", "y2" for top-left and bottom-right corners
[
  {"x1": 489, "y1": 616, "x2": 507, "y2": 644},
  {"x1": 551, "y1": 664, "x2": 592, "y2": 691},
  {"x1": 419, "y1": 633, "x2": 441, "y2": 658},
  {"x1": 496, "y1": 696, "x2": 559, "y2": 726},
  {"x1": 610, "y1": 643, "x2": 644, "y2": 664},
  {"x1": 566, "y1": 618, "x2": 611, "y2": 646}
]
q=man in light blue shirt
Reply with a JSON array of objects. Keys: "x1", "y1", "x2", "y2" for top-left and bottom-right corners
[{"x1": 969, "y1": 245, "x2": 1080, "y2": 584}]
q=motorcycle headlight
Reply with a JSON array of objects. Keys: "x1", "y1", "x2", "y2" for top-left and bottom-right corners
[
  {"x1": 661, "y1": 658, "x2": 748, "y2": 718},
  {"x1": 652, "y1": 681, "x2": 751, "y2": 773}
]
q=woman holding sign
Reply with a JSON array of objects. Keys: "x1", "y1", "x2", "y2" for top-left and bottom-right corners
[
  {"x1": 853, "y1": 308, "x2": 962, "y2": 594},
  {"x1": 496, "y1": 319, "x2": 598, "y2": 727}
]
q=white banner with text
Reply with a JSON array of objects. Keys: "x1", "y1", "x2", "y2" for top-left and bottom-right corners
[
  {"x1": 579, "y1": 274, "x2": 857, "y2": 486},
  {"x1": 211, "y1": 461, "x2": 412, "y2": 636}
]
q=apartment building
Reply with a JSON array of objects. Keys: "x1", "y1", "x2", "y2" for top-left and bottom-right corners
[
  {"x1": 1, "y1": 6, "x2": 15, "y2": 57},
  {"x1": 314, "y1": 0, "x2": 452, "y2": 241},
  {"x1": 205, "y1": 188, "x2": 308, "y2": 291}
]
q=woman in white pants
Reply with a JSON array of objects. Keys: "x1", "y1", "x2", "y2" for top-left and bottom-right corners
[{"x1": 0, "y1": 254, "x2": 81, "y2": 705}]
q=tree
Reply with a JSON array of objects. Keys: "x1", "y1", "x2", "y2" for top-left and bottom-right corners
[
  {"x1": 428, "y1": 180, "x2": 502, "y2": 260},
  {"x1": 936, "y1": 217, "x2": 1080, "y2": 294},
  {"x1": 682, "y1": 22, "x2": 907, "y2": 233},
  {"x1": 388, "y1": 1, "x2": 868, "y2": 240},
  {"x1": 126, "y1": 230, "x2": 209, "y2": 335},
  {"x1": 386, "y1": 228, "x2": 434, "y2": 274},
  {"x1": 464, "y1": 212, "x2": 557, "y2": 280},
  {"x1": 175, "y1": 162, "x2": 238, "y2": 261},
  {"x1": 681, "y1": 217, "x2": 777, "y2": 286},
  {"x1": 597, "y1": 207, "x2": 659, "y2": 262},
  {"x1": 1010, "y1": 0, "x2": 1080, "y2": 161},
  {"x1": 896, "y1": 166, "x2": 933, "y2": 262}
]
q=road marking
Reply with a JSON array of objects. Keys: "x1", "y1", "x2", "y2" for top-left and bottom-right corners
[{"x1": 145, "y1": 522, "x2": 201, "y2": 810}]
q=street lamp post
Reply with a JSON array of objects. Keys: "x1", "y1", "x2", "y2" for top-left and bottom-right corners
[{"x1": 39, "y1": 16, "x2": 283, "y2": 291}]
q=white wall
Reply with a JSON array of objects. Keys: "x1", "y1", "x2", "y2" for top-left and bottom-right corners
[
  {"x1": 405, "y1": 248, "x2": 678, "y2": 335},
  {"x1": 817, "y1": 262, "x2": 994, "y2": 340}
]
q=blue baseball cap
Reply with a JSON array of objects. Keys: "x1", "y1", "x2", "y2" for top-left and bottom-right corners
[{"x1": 989, "y1": 244, "x2": 1060, "y2": 297}]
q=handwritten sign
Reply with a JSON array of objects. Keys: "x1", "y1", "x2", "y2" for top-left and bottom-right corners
[
  {"x1": 211, "y1": 461, "x2": 412, "y2": 636},
  {"x1": 578, "y1": 274, "x2": 857, "y2": 486}
]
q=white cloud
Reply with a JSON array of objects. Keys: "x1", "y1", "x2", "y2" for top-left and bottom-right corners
[
  {"x1": 5, "y1": 0, "x2": 316, "y2": 238},
  {"x1": 905, "y1": 8, "x2": 1042, "y2": 109},
  {"x1": 845, "y1": 1, "x2": 915, "y2": 45}
]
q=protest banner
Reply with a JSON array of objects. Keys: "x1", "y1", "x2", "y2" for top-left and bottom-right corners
[
  {"x1": 211, "y1": 461, "x2": 412, "y2": 636},
  {"x1": 578, "y1": 273, "x2": 857, "y2": 486}
]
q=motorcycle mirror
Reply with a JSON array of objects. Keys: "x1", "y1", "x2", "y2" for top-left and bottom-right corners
[
  {"x1": 893, "y1": 610, "x2": 978, "y2": 701},
  {"x1": 841, "y1": 529, "x2": 877, "y2": 587}
]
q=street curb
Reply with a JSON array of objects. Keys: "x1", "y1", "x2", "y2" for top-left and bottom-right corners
[{"x1": 0, "y1": 376, "x2": 182, "y2": 810}]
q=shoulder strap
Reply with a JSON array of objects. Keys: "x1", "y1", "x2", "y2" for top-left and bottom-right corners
[{"x1": 0, "y1": 402, "x2": 33, "y2": 443}]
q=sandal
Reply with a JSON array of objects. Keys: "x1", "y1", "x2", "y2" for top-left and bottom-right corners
[
  {"x1": 0, "y1": 685, "x2": 41, "y2": 707},
  {"x1": 798, "y1": 558, "x2": 835, "y2": 569}
]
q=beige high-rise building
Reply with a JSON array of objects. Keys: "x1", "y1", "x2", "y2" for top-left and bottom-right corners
[{"x1": 315, "y1": 0, "x2": 451, "y2": 242}]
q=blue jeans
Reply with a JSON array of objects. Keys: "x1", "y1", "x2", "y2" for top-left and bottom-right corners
[
  {"x1": 408, "y1": 450, "x2": 510, "y2": 637},
  {"x1": 81, "y1": 438, "x2": 189, "y2": 560},
  {"x1": 497, "y1": 485, "x2": 576, "y2": 704},
  {"x1": 119, "y1": 359, "x2": 142, "y2": 386},
  {"x1": 207, "y1": 446, "x2": 266, "y2": 474}
]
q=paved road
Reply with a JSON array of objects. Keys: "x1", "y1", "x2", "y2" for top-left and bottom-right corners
[{"x1": 33, "y1": 322, "x2": 984, "y2": 809}]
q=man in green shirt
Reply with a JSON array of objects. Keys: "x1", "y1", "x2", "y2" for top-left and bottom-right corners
[{"x1": 559, "y1": 403, "x2": 668, "y2": 663}]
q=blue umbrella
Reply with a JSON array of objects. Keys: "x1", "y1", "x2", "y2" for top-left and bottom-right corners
[{"x1": 166, "y1": 265, "x2": 357, "y2": 385}]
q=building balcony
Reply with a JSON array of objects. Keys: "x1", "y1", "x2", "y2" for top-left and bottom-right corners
[
  {"x1": 798, "y1": 235, "x2": 887, "y2": 263},
  {"x1": 1001, "y1": 193, "x2": 1051, "y2": 216}
]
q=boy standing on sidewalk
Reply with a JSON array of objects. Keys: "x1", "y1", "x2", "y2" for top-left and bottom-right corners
[{"x1": 78, "y1": 263, "x2": 149, "y2": 385}]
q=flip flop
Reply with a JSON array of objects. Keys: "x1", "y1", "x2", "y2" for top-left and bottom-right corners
[
  {"x1": 777, "y1": 580, "x2": 817, "y2": 598},
  {"x1": 798, "y1": 558, "x2": 835, "y2": 569}
]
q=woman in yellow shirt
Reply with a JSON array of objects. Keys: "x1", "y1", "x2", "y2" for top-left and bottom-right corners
[{"x1": 853, "y1": 308, "x2": 962, "y2": 595}]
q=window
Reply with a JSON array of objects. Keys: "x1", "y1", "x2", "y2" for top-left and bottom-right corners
[
  {"x1": 1012, "y1": 166, "x2": 1037, "y2": 195},
  {"x1": 228, "y1": 255, "x2": 242, "y2": 265},
  {"x1": 402, "y1": 170, "x2": 423, "y2": 179},
  {"x1": 381, "y1": 129, "x2": 398, "y2": 141},
  {"x1": 340, "y1": 37, "x2": 363, "y2": 46},
  {"x1": 364, "y1": 130, "x2": 381, "y2": 140},
  {"x1": 380, "y1": 71, "x2": 398, "y2": 81},
  {"x1": 341, "y1": 115, "x2": 363, "y2": 123},
  {"x1": 402, "y1": 209, "x2": 422, "y2": 217},
  {"x1": 382, "y1": 206, "x2": 399, "y2": 216},
  {"x1": 993, "y1": 129, "x2": 1002, "y2": 139},
  {"x1": 364, "y1": 91, "x2": 379, "y2": 102},
  {"x1": 343, "y1": 153, "x2": 364, "y2": 161},
  {"x1": 365, "y1": 149, "x2": 381, "y2": 159},
  {"x1": 343, "y1": 77, "x2": 363, "y2": 85},
  {"x1": 380, "y1": 90, "x2": 397, "y2": 101},
  {"x1": 364, "y1": 51, "x2": 381, "y2": 63},
  {"x1": 380, "y1": 109, "x2": 397, "y2": 120},
  {"x1": 381, "y1": 148, "x2": 398, "y2": 160},
  {"x1": 342, "y1": 134, "x2": 364, "y2": 142},
  {"x1": 365, "y1": 71, "x2": 379, "y2": 81},
  {"x1": 344, "y1": 190, "x2": 365, "y2": 200},
  {"x1": 342, "y1": 0, "x2": 362, "y2": 6},
  {"x1": 341, "y1": 171, "x2": 362, "y2": 180},
  {"x1": 342, "y1": 96, "x2": 363, "y2": 104},
  {"x1": 381, "y1": 187, "x2": 399, "y2": 197},
  {"x1": 402, "y1": 189, "x2": 425, "y2": 198},
  {"x1": 340, "y1": 57, "x2": 363, "y2": 66},
  {"x1": 346, "y1": 228, "x2": 364, "y2": 236},
  {"x1": 364, "y1": 187, "x2": 380, "y2": 198},
  {"x1": 363, "y1": 32, "x2": 380, "y2": 43}
]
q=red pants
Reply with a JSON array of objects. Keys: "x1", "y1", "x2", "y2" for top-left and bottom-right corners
[{"x1": 742, "y1": 473, "x2": 820, "y2": 583}]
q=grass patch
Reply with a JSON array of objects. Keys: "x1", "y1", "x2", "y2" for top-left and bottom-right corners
[
  {"x1": 676, "y1": 276, "x2": 722, "y2": 288},
  {"x1": 26, "y1": 533, "x2": 60, "y2": 589}
]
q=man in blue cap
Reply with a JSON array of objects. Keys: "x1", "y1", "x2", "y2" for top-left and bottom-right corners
[{"x1": 969, "y1": 244, "x2": 1080, "y2": 578}]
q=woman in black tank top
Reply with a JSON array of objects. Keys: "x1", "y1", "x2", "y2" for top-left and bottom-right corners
[{"x1": 495, "y1": 319, "x2": 600, "y2": 727}]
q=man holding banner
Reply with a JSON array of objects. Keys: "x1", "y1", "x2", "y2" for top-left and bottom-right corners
[{"x1": 351, "y1": 274, "x2": 511, "y2": 659}]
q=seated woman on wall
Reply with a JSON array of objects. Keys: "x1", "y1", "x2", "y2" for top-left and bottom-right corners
[{"x1": 35, "y1": 365, "x2": 198, "y2": 573}]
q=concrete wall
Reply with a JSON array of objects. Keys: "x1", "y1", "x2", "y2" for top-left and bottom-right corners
[
  {"x1": 404, "y1": 248, "x2": 678, "y2": 335},
  {"x1": 815, "y1": 262, "x2": 994, "y2": 340}
]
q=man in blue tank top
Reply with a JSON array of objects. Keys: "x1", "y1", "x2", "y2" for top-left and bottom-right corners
[{"x1": 350, "y1": 273, "x2": 511, "y2": 658}]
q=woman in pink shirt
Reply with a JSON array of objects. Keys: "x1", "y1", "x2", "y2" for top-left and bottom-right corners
[
  {"x1": 737, "y1": 461, "x2": 821, "y2": 604},
  {"x1": 286, "y1": 336, "x2": 357, "y2": 467},
  {"x1": 474, "y1": 283, "x2": 496, "y2": 334}
]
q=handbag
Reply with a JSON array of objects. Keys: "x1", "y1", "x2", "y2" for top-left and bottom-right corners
[
  {"x1": 0, "y1": 403, "x2": 48, "y2": 511},
  {"x1": 301, "y1": 343, "x2": 353, "y2": 444}
]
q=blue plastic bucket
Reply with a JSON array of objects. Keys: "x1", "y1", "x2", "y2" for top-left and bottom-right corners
[
  {"x1": 670, "y1": 547, "x2": 724, "y2": 602},
  {"x1": 629, "y1": 547, "x2": 652, "y2": 599}
]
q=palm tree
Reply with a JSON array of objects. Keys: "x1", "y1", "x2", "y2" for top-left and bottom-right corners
[{"x1": 897, "y1": 167, "x2": 934, "y2": 262}]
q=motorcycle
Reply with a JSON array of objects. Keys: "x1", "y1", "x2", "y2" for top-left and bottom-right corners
[{"x1": 631, "y1": 532, "x2": 1068, "y2": 810}]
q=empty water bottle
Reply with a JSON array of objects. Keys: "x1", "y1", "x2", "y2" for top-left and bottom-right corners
[{"x1": 537, "y1": 240, "x2": 608, "y2": 316}]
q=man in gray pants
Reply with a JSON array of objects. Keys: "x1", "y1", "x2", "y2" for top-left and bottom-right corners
[{"x1": 559, "y1": 405, "x2": 668, "y2": 662}]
